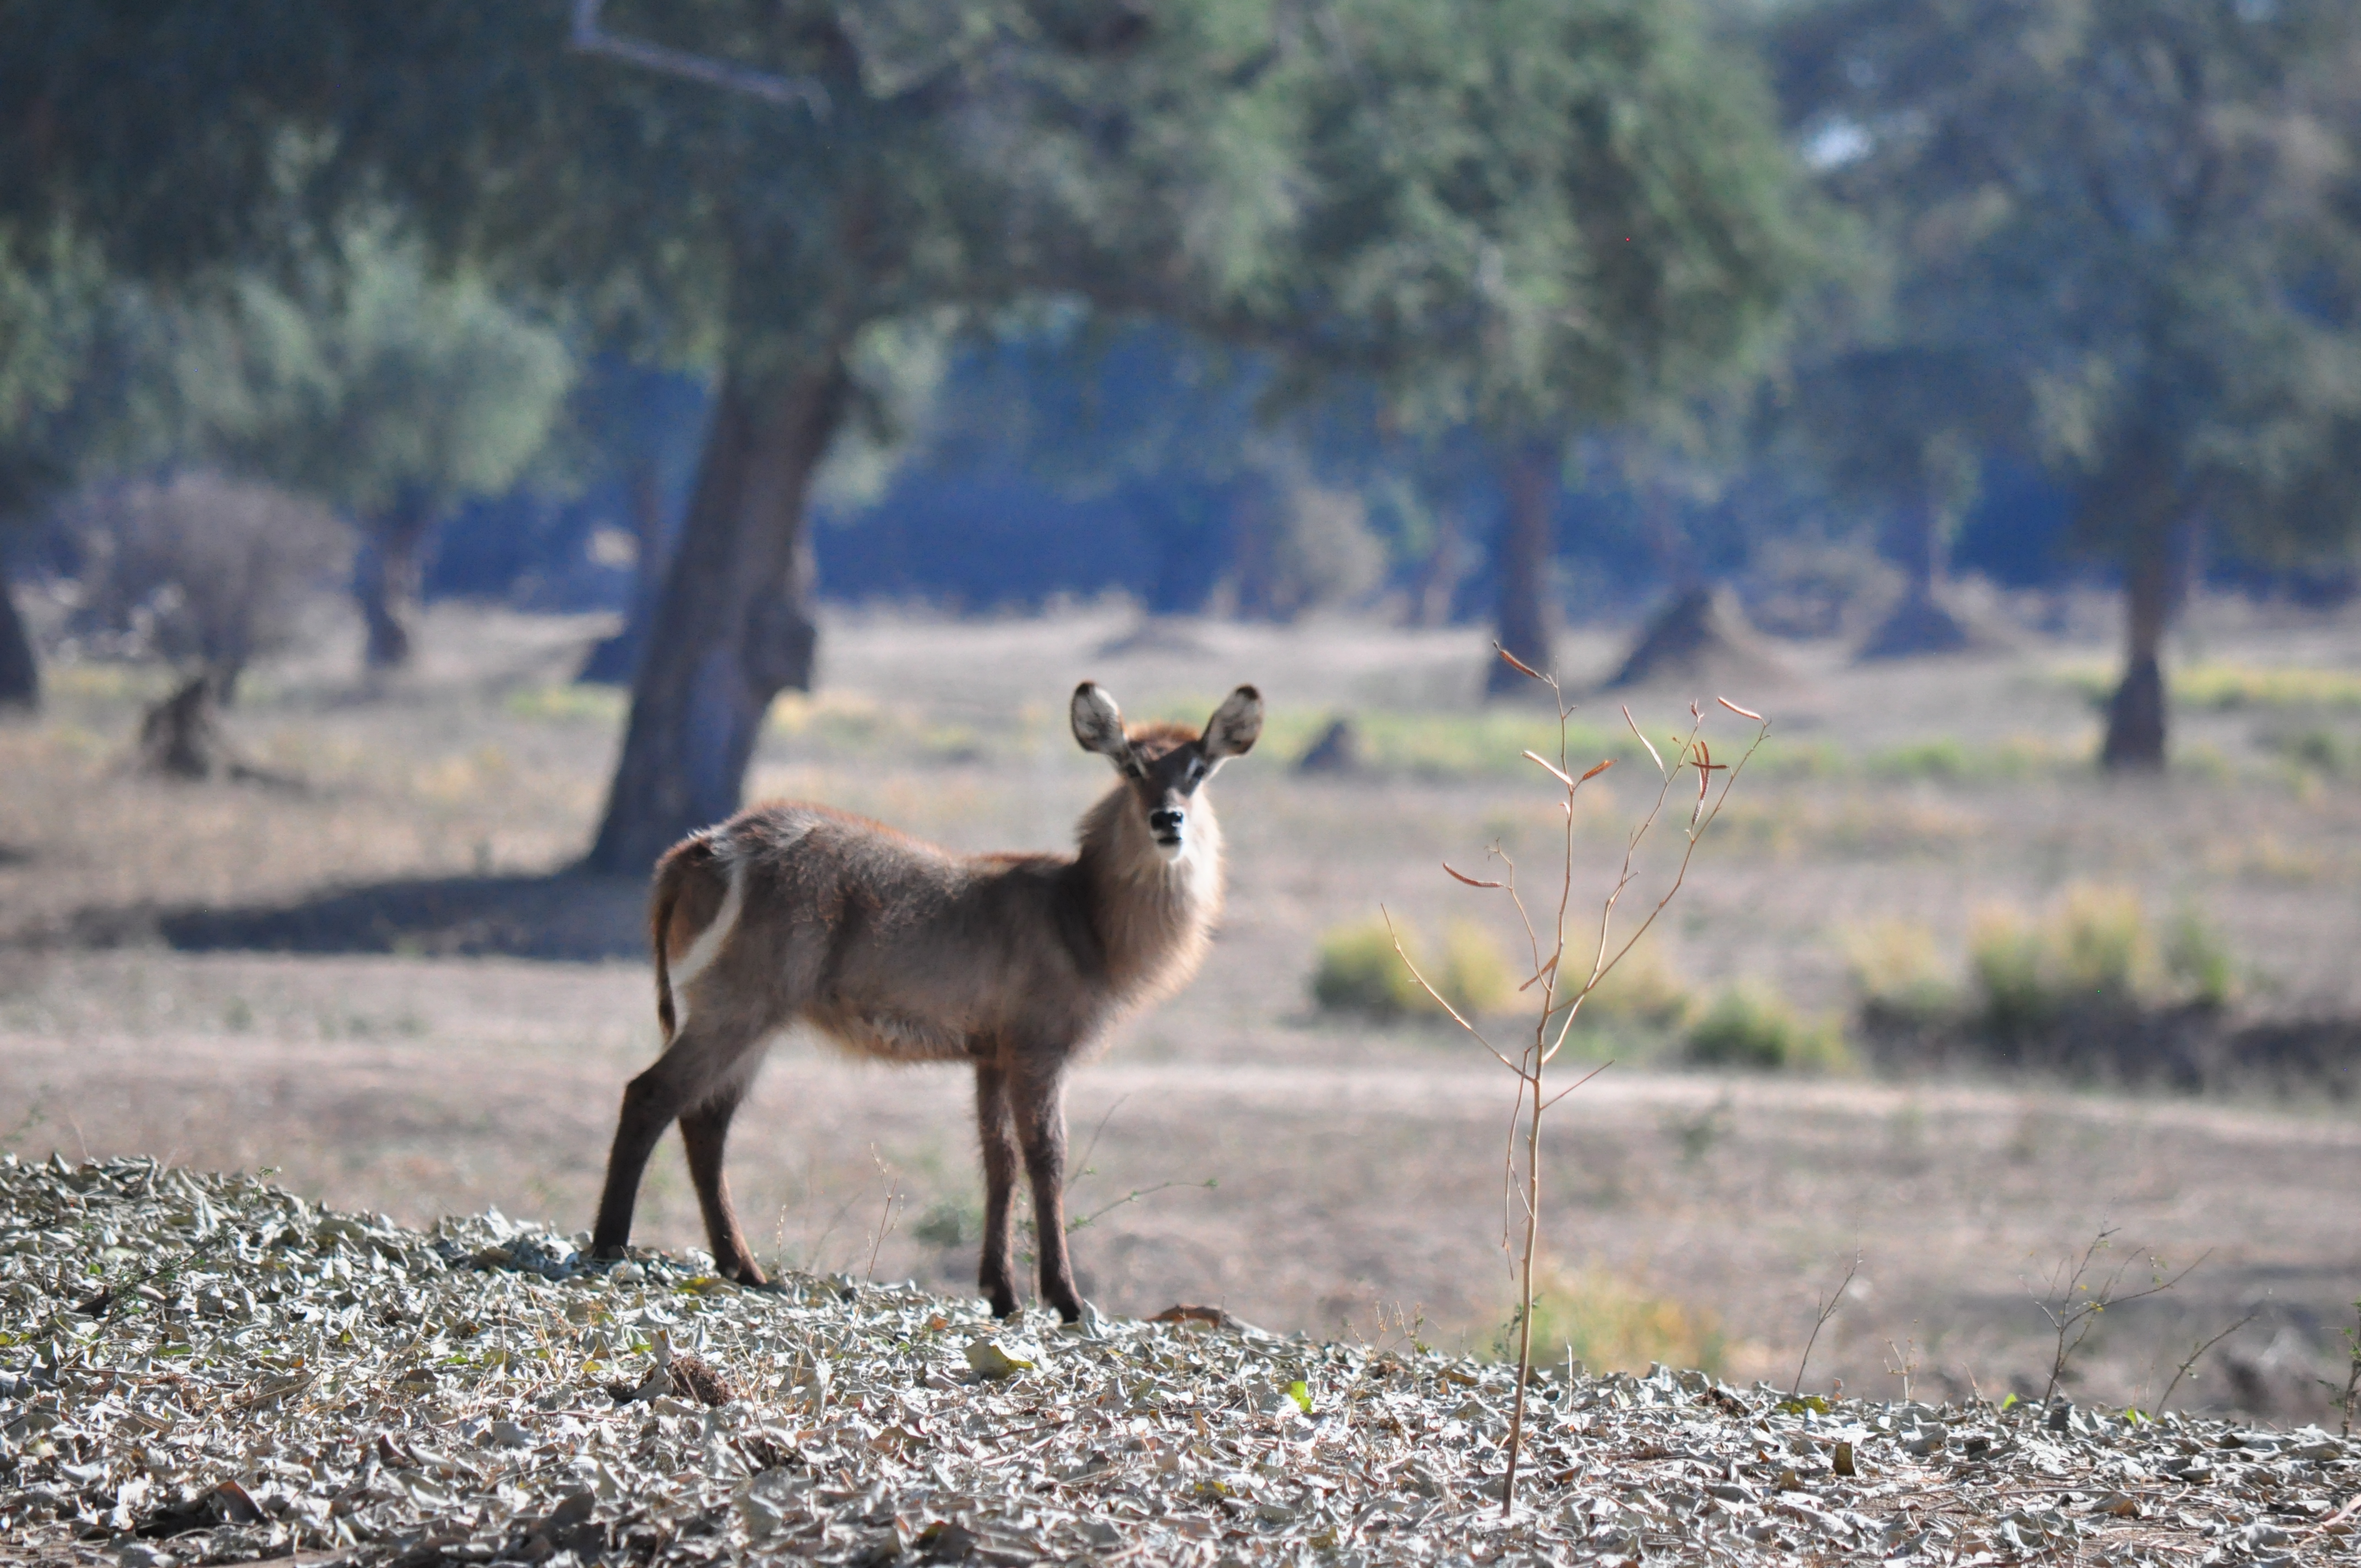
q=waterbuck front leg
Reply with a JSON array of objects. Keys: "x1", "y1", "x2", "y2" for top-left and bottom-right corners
[
  {"x1": 1010, "y1": 1061, "x2": 1084, "y2": 1323},
  {"x1": 679, "y1": 1081, "x2": 765, "y2": 1286},
  {"x1": 973, "y1": 1058, "x2": 1022, "y2": 1319}
]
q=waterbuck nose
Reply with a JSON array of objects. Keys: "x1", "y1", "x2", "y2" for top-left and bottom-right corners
[{"x1": 1149, "y1": 808, "x2": 1183, "y2": 836}]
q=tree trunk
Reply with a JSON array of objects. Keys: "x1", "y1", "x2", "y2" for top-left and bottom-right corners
[
  {"x1": 356, "y1": 488, "x2": 438, "y2": 672},
  {"x1": 0, "y1": 564, "x2": 37, "y2": 710},
  {"x1": 2101, "y1": 529, "x2": 2177, "y2": 770},
  {"x1": 577, "y1": 456, "x2": 668, "y2": 686},
  {"x1": 583, "y1": 360, "x2": 851, "y2": 876},
  {"x1": 1487, "y1": 441, "x2": 1557, "y2": 695}
]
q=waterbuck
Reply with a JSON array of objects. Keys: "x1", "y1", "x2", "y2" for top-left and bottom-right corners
[{"x1": 590, "y1": 682, "x2": 1263, "y2": 1321}]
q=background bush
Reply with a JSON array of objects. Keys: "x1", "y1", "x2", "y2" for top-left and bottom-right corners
[
  {"x1": 1684, "y1": 983, "x2": 1851, "y2": 1073},
  {"x1": 1312, "y1": 917, "x2": 1514, "y2": 1022}
]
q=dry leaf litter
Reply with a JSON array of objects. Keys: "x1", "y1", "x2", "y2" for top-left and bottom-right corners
[{"x1": 2, "y1": 1156, "x2": 2354, "y2": 1566}]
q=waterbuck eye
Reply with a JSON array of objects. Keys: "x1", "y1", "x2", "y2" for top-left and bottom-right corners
[{"x1": 1187, "y1": 758, "x2": 1207, "y2": 781}]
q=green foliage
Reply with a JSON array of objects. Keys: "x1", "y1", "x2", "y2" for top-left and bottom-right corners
[
  {"x1": 1684, "y1": 983, "x2": 1850, "y2": 1073},
  {"x1": 2056, "y1": 663, "x2": 2361, "y2": 715},
  {"x1": 911, "y1": 1199, "x2": 976, "y2": 1249},
  {"x1": 1311, "y1": 917, "x2": 1513, "y2": 1022},
  {"x1": 2163, "y1": 908, "x2": 2238, "y2": 1011},
  {"x1": 1275, "y1": 0, "x2": 1816, "y2": 439},
  {"x1": 1313, "y1": 919, "x2": 1428, "y2": 1020},
  {"x1": 1514, "y1": 1259, "x2": 1724, "y2": 1377}
]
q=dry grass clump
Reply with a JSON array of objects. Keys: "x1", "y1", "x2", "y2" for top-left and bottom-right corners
[
  {"x1": 1970, "y1": 885, "x2": 2236, "y2": 1037},
  {"x1": 1844, "y1": 887, "x2": 2239, "y2": 1043},
  {"x1": 1312, "y1": 916, "x2": 1514, "y2": 1022},
  {"x1": 1516, "y1": 1260, "x2": 1726, "y2": 1378}
]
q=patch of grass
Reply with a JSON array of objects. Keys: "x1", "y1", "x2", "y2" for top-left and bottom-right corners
[
  {"x1": 2055, "y1": 661, "x2": 2361, "y2": 713},
  {"x1": 1515, "y1": 1259, "x2": 1724, "y2": 1377},
  {"x1": 1865, "y1": 734, "x2": 2074, "y2": 783},
  {"x1": 1311, "y1": 917, "x2": 1514, "y2": 1021},
  {"x1": 502, "y1": 684, "x2": 628, "y2": 726},
  {"x1": 1683, "y1": 983, "x2": 1852, "y2": 1073},
  {"x1": 2264, "y1": 725, "x2": 2357, "y2": 778},
  {"x1": 2163, "y1": 907, "x2": 2238, "y2": 1010}
]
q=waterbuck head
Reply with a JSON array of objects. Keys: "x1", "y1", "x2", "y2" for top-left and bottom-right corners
[{"x1": 1071, "y1": 682, "x2": 1262, "y2": 863}]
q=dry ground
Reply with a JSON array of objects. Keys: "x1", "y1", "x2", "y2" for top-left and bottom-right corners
[{"x1": 3, "y1": 596, "x2": 2359, "y2": 1425}]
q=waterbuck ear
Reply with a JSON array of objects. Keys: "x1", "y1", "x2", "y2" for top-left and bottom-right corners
[
  {"x1": 1201, "y1": 685, "x2": 1263, "y2": 761},
  {"x1": 1071, "y1": 682, "x2": 1143, "y2": 775}
]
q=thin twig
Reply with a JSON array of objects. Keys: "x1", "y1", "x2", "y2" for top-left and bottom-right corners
[
  {"x1": 2156, "y1": 1308, "x2": 2258, "y2": 1415},
  {"x1": 1792, "y1": 1251, "x2": 1862, "y2": 1397},
  {"x1": 863, "y1": 1147, "x2": 905, "y2": 1282},
  {"x1": 1067, "y1": 1179, "x2": 1215, "y2": 1234}
]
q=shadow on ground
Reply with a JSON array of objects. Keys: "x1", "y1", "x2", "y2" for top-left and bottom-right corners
[{"x1": 67, "y1": 873, "x2": 649, "y2": 961}]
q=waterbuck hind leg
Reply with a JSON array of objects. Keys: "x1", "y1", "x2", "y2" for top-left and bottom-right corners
[
  {"x1": 679, "y1": 1082, "x2": 765, "y2": 1286},
  {"x1": 1011, "y1": 1065, "x2": 1082, "y2": 1323},
  {"x1": 973, "y1": 1060, "x2": 1022, "y2": 1319},
  {"x1": 590, "y1": 1023, "x2": 759, "y2": 1262}
]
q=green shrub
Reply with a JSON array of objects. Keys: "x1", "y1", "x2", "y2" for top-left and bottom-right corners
[
  {"x1": 1967, "y1": 884, "x2": 2218, "y2": 1036},
  {"x1": 1312, "y1": 919, "x2": 1425, "y2": 1019},
  {"x1": 1684, "y1": 983, "x2": 1851, "y2": 1072},
  {"x1": 1310, "y1": 917, "x2": 1513, "y2": 1021}
]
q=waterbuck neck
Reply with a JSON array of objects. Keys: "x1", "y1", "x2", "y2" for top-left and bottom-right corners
[{"x1": 1074, "y1": 782, "x2": 1224, "y2": 997}]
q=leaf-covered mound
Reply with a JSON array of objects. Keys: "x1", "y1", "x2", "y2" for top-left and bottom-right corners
[{"x1": 1, "y1": 1155, "x2": 2353, "y2": 1565}]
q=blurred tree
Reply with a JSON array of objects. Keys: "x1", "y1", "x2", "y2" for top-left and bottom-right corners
[
  {"x1": 57, "y1": 471, "x2": 351, "y2": 703},
  {"x1": 6, "y1": 1, "x2": 1808, "y2": 857},
  {"x1": 173, "y1": 226, "x2": 575, "y2": 671},
  {"x1": 303, "y1": 2, "x2": 1304, "y2": 871},
  {"x1": 0, "y1": 225, "x2": 101, "y2": 707},
  {"x1": 1782, "y1": 346, "x2": 2011, "y2": 659},
  {"x1": 9, "y1": 225, "x2": 574, "y2": 676},
  {"x1": 1262, "y1": 0, "x2": 1814, "y2": 693},
  {"x1": 1773, "y1": 0, "x2": 2361, "y2": 766}
]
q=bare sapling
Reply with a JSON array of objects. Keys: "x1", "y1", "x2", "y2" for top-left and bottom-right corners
[
  {"x1": 1388, "y1": 647, "x2": 1767, "y2": 1516},
  {"x1": 1792, "y1": 1250, "x2": 1863, "y2": 1398},
  {"x1": 2027, "y1": 1221, "x2": 2206, "y2": 1406}
]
